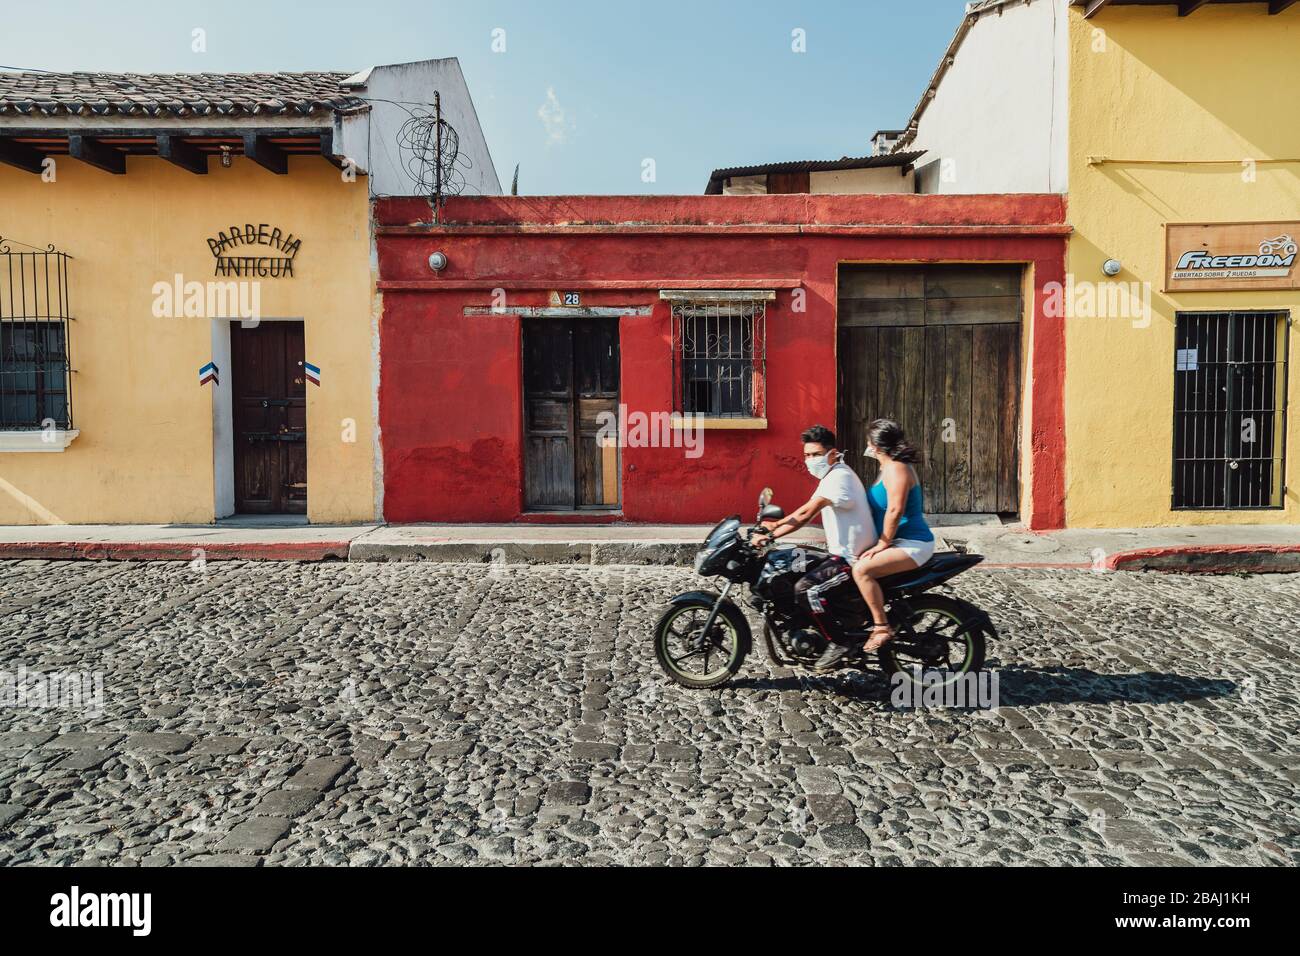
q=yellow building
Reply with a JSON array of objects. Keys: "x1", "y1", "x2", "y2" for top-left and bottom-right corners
[
  {"x1": 0, "y1": 63, "x2": 498, "y2": 525},
  {"x1": 1066, "y1": 0, "x2": 1299, "y2": 527},
  {"x1": 901, "y1": 0, "x2": 1298, "y2": 528}
]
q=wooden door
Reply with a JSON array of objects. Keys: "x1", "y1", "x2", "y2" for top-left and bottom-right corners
[
  {"x1": 523, "y1": 318, "x2": 620, "y2": 510},
  {"x1": 837, "y1": 266, "x2": 1022, "y2": 514},
  {"x1": 231, "y1": 322, "x2": 307, "y2": 514}
]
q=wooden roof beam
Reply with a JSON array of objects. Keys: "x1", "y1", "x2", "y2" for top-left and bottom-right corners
[
  {"x1": 157, "y1": 134, "x2": 208, "y2": 174},
  {"x1": 1083, "y1": 0, "x2": 1112, "y2": 18},
  {"x1": 68, "y1": 134, "x2": 125, "y2": 174},
  {"x1": 242, "y1": 133, "x2": 287, "y2": 174},
  {"x1": 0, "y1": 137, "x2": 47, "y2": 174}
]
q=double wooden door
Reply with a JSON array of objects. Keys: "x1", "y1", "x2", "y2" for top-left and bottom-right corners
[
  {"x1": 523, "y1": 318, "x2": 620, "y2": 511},
  {"x1": 231, "y1": 321, "x2": 307, "y2": 514},
  {"x1": 837, "y1": 265, "x2": 1023, "y2": 514}
]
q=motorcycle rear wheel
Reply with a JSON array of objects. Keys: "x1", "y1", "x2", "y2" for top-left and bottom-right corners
[
  {"x1": 878, "y1": 594, "x2": 986, "y2": 690},
  {"x1": 653, "y1": 597, "x2": 747, "y2": 689}
]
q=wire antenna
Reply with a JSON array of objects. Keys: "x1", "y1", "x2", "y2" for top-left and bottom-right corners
[{"x1": 390, "y1": 91, "x2": 472, "y2": 220}]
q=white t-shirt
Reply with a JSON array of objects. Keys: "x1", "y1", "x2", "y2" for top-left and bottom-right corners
[{"x1": 815, "y1": 463, "x2": 877, "y2": 560}]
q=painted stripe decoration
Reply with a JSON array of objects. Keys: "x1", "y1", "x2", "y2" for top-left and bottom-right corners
[
  {"x1": 198, "y1": 361, "x2": 219, "y2": 387},
  {"x1": 304, "y1": 361, "x2": 321, "y2": 386}
]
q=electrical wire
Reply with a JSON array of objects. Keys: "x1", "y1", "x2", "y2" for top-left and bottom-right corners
[{"x1": 359, "y1": 96, "x2": 474, "y2": 204}]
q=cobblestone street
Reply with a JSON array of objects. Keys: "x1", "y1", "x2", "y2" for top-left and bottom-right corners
[{"x1": 1, "y1": 559, "x2": 1297, "y2": 867}]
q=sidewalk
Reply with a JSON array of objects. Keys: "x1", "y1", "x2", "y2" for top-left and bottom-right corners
[{"x1": 0, "y1": 517, "x2": 1294, "y2": 573}]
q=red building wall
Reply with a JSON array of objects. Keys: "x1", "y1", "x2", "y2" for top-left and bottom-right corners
[{"x1": 375, "y1": 195, "x2": 1068, "y2": 528}]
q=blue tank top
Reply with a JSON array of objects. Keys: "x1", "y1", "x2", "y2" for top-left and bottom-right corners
[{"x1": 868, "y1": 478, "x2": 933, "y2": 543}]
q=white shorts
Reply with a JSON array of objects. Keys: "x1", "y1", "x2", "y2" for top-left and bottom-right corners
[{"x1": 891, "y1": 538, "x2": 935, "y2": 567}]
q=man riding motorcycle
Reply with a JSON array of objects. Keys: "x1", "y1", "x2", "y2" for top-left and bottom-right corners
[{"x1": 750, "y1": 424, "x2": 876, "y2": 671}]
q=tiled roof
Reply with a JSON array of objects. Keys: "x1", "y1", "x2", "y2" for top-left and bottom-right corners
[{"x1": 0, "y1": 71, "x2": 366, "y2": 118}]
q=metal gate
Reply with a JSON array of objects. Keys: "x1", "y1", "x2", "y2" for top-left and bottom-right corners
[
  {"x1": 0, "y1": 239, "x2": 73, "y2": 430},
  {"x1": 1173, "y1": 311, "x2": 1289, "y2": 509}
]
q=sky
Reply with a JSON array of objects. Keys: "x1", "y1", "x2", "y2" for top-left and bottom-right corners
[{"x1": 2, "y1": 0, "x2": 971, "y2": 195}]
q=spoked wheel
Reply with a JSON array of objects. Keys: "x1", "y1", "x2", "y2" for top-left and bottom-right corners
[
  {"x1": 878, "y1": 594, "x2": 986, "y2": 690},
  {"x1": 653, "y1": 597, "x2": 747, "y2": 689}
]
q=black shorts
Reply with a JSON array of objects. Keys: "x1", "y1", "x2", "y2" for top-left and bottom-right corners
[{"x1": 793, "y1": 554, "x2": 860, "y2": 643}]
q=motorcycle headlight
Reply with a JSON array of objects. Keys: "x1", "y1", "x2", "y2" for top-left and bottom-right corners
[{"x1": 693, "y1": 549, "x2": 710, "y2": 573}]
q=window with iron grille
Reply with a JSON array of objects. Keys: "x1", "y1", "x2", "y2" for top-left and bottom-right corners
[
  {"x1": 1173, "y1": 310, "x2": 1288, "y2": 509},
  {"x1": 665, "y1": 291, "x2": 769, "y2": 418},
  {"x1": 1, "y1": 241, "x2": 73, "y2": 431}
]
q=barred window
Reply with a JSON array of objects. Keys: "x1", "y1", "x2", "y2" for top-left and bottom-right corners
[
  {"x1": 1173, "y1": 310, "x2": 1288, "y2": 510},
  {"x1": 1, "y1": 241, "x2": 73, "y2": 430},
  {"x1": 664, "y1": 290, "x2": 770, "y2": 419}
]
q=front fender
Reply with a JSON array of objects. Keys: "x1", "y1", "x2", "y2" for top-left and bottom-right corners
[{"x1": 666, "y1": 590, "x2": 754, "y2": 656}]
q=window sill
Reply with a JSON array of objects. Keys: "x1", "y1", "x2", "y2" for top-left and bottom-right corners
[
  {"x1": 0, "y1": 429, "x2": 80, "y2": 452},
  {"x1": 670, "y1": 415, "x2": 767, "y2": 430}
]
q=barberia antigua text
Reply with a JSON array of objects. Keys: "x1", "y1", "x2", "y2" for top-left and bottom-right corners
[{"x1": 206, "y1": 222, "x2": 302, "y2": 277}]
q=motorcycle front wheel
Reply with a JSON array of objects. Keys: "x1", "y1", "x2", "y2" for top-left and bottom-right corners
[
  {"x1": 653, "y1": 596, "x2": 747, "y2": 689},
  {"x1": 878, "y1": 594, "x2": 987, "y2": 691}
]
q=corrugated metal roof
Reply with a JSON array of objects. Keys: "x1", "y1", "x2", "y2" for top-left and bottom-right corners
[
  {"x1": 0, "y1": 70, "x2": 365, "y2": 118},
  {"x1": 705, "y1": 151, "x2": 926, "y2": 194}
]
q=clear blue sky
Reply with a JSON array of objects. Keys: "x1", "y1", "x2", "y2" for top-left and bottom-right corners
[{"x1": 3, "y1": 0, "x2": 969, "y2": 195}]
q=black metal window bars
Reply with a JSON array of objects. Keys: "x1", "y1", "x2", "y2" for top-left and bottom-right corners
[
  {"x1": 1173, "y1": 310, "x2": 1288, "y2": 509},
  {"x1": 0, "y1": 239, "x2": 73, "y2": 431},
  {"x1": 666, "y1": 291, "x2": 770, "y2": 419}
]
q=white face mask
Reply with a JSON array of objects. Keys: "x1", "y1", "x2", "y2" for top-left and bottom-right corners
[{"x1": 806, "y1": 454, "x2": 832, "y2": 479}]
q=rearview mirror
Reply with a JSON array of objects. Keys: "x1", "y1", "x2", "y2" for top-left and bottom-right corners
[{"x1": 758, "y1": 487, "x2": 773, "y2": 508}]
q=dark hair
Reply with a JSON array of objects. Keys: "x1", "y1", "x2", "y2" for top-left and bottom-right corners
[
  {"x1": 800, "y1": 424, "x2": 836, "y2": 449},
  {"x1": 867, "y1": 418, "x2": 920, "y2": 463}
]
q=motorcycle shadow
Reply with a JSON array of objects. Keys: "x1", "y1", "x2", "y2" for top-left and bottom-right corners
[
  {"x1": 729, "y1": 663, "x2": 1237, "y2": 708},
  {"x1": 991, "y1": 664, "x2": 1237, "y2": 707}
]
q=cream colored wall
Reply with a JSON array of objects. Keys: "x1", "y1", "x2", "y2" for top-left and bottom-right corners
[
  {"x1": 0, "y1": 156, "x2": 376, "y2": 524},
  {"x1": 1066, "y1": 5, "x2": 1300, "y2": 527},
  {"x1": 809, "y1": 167, "x2": 914, "y2": 194}
]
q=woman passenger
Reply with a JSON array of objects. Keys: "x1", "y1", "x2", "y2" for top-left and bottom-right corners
[{"x1": 851, "y1": 419, "x2": 934, "y2": 653}]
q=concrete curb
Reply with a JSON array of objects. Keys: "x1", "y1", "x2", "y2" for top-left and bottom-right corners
[
  {"x1": 1104, "y1": 544, "x2": 1300, "y2": 575},
  {"x1": 346, "y1": 539, "x2": 698, "y2": 566},
  {"x1": 1, "y1": 538, "x2": 1296, "y2": 574},
  {"x1": 0, "y1": 541, "x2": 351, "y2": 562}
]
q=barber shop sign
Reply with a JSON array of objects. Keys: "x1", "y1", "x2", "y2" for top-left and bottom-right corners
[{"x1": 207, "y1": 223, "x2": 302, "y2": 278}]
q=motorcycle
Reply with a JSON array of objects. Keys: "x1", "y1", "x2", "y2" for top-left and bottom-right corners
[
  {"x1": 1259, "y1": 235, "x2": 1298, "y2": 258},
  {"x1": 653, "y1": 488, "x2": 996, "y2": 690}
]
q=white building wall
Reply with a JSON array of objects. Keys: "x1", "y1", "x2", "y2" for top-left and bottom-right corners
[
  {"x1": 338, "y1": 58, "x2": 501, "y2": 198},
  {"x1": 810, "y1": 167, "x2": 914, "y2": 194},
  {"x1": 908, "y1": 0, "x2": 1068, "y2": 195}
]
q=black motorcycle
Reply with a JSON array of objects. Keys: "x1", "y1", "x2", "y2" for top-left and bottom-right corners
[{"x1": 653, "y1": 489, "x2": 996, "y2": 690}]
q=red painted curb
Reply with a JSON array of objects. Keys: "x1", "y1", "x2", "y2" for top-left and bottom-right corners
[
  {"x1": 1105, "y1": 544, "x2": 1300, "y2": 574},
  {"x1": 0, "y1": 541, "x2": 350, "y2": 562}
]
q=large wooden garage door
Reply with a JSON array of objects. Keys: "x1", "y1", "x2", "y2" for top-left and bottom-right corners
[{"x1": 837, "y1": 265, "x2": 1022, "y2": 514}]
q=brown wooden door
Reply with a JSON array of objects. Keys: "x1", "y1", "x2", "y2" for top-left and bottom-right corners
[
  {"x1": 231, "y1": 322, "x2": 307, "y2": 514},
  {"x1": 523, "y1": 318, "x2": 620, "y2": 510},
  {"x1": 837, "y1": 266, "x2": 1022, "y2": 515}
]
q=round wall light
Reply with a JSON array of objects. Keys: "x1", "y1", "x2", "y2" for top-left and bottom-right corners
[
  {"x1": 1101, "y1": 258, "x2": 1122, "y2": 277},
  {"x1": 428, "y1": 251, "x2": 448, "y2": 272}
]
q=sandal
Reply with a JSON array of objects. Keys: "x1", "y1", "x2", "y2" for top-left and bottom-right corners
[{"x1": 863, "y1": 624, "x2": 895, "y2": 654}]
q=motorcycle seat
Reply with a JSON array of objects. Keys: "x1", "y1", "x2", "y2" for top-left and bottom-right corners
[{"x1": 877, "y1": 551, "x2": 984, "y2": 592}]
